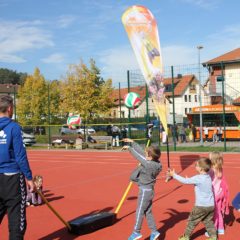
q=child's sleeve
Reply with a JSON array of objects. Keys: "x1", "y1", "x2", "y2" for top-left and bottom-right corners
[
  {"x1": 130, "y1": 166, "x2": 141, "y2": 182},
  {"x1": 173, "y1": 174, "x2": 200, "y2": 185},
  {"x1": 129, "y1": 142, "x2": 147, "y2": 166},
  {"x1": 12, "y1": 125, "x2": 33, "y2": 180}
]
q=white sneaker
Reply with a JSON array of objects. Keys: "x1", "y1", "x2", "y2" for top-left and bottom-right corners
[
  {"x1": 218, "y1": 229, "x2": 224, "y2": 235},
  {"x1": 205, "y1": 232, "x2": 209, "y2": 237}
]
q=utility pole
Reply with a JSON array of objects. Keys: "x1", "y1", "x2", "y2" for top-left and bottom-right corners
[{"x1": 197, "y1": 45, "x2": 203, "y2": 146}]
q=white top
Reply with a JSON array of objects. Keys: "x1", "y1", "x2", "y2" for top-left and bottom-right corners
[{"x1": 204, "y1": 127, "x2": 208, "y2": 134}]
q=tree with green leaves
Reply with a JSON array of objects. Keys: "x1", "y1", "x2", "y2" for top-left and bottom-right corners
[
  {"x1": 17, "y1": 68, "x2": 49, "y2": 125},
  {"x1": 60, "y1": 59, "x2": 114, "y2": 121},
  {"x1": 0, "y1": 68, "x2": 27, "y2": 85},
  {"x1": 48, "y1": 80, "x2": 62, "y2": 123}
]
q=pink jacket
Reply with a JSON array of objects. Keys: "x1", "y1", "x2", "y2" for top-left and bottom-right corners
[{"x1": 209, "y1": 169, "x2": 230, "y2": 215}]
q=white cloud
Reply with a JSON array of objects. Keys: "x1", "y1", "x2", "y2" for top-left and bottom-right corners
[
  {"x1": 0, "y1": 53, "x2": 25, "y2": 63},
  {"x1": 0, "y1": 20, "x2": 54, "y2": 63},
  {"x1": 99, "y1": 22, "x2": 240, "y2": 87},
  {"x1": 180, "y1": 0, "x2": 220, "y2": 9},
  {"x1": 163, "y1": 45, "x2": 197, "y2": 66},
  {"x1": 205, "y1": 24, "x2": 240, "y2": 54},
  {"x1": 41, "y1": 53, "x2": 64, "y2": 63},
  {"x1": 98, "y1": 44, "x2": 200, "y2": 85},
  {"x1": 98, "y1": 46, "x2": 139, "y2": 86},
  {"x1": 57, "y1": 15, "x2": 76, "y2": 28}
]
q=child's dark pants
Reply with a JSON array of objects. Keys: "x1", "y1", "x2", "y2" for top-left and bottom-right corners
[{"x1": 184, "y1": 206, "x2": 216, "y2": 238}]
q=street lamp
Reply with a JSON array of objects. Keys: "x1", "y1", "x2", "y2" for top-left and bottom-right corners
[{"x1": 197, "y1": 45, "x2": 203, "y2": 146}]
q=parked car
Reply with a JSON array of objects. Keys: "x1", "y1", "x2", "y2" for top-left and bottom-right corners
[
  {"x1": 59, "y1": 125, "x2": 76, "y2": 135},
  {"x1": 22, "y1": 132, "x2": 36, "y2": 146},
  {"x1": 77, "y1": 126, "x2": 95, "y2": 135},
  {"x1": 60, "y1": 125, "x2": 96, "y2": 135}
]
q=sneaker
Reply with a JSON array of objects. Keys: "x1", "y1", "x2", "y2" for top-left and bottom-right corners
[
  {"x1": 128, "y1": 232, "x2": 142, "y2": 240},
  {"x1": 218, "y1": 229, "x2": 224, "y2": 235},
  {"x1": 178, "y1": 235, "x2": 190, "y2": 240},
  {"x1": 150, "y1": 231, "x2": 160, "y2": 240},
  {"x1": 205, "y1": 231, "x2": 219, "y2": 239},
  {"x1": 205, "y1": 232, "x2": 210, "y2": 237}
]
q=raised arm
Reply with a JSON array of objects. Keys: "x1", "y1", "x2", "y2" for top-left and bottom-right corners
[
  {"x1": 122, "y1": 139, "x2": 148, "y2": 166},
  {"x1": 168, "y1": 169, "x2": 200, "y2": 185}
]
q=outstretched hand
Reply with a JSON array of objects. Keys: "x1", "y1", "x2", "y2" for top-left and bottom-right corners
[{"x1": 167, "y1": 168, "x2": 175, "y2": 177}]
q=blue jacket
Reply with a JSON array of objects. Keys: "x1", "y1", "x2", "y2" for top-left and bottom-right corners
[{"x1": 0, "y1": 117, "x2": 32, "y2": 180}]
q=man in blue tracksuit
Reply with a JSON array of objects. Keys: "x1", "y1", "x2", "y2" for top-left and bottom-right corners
[{"x1": 0, "y1": 95, "x2": 34, "y2": 240}]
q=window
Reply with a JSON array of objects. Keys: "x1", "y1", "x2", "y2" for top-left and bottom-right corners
[
  {"x1": 190, "y1": 84, "x2": 196, "y2": 90},
  {"x1": 189, "y1": 95, "x2": 191, "y2": 102},
  {"x1": 216, "y1": 76, "x2": 224, "y2": 82},
  {"x1": 185, "y1": 108, "x2": 188, "y2": 114},
  {"x1": 195, "y1": 95, "x2": 198, "y2": 102},
  {"x1": 189, "y1": 108, "x2": 192, "y2": 113},
  {"x1": 184, "y1": 95, "x2": 187, "y2": 102},
  {"x1": 165, "y1": 84, "x2": 172, "y2": 92}
]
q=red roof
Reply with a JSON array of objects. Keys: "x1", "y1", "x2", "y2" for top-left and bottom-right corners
[
  {"x1": 203, "y1": 48, "x2": 240, "y2": 65},
  {"x1": 164, "y1": 75, "x2": 196, "y2": 97},
  {"x1": 112, "y1": 74, "x2": 196, "y2": 101}
]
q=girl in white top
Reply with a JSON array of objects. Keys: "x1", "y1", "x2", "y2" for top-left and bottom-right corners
[{"x1": 204, "y1": 126, "x2": 209, "y2": 142}]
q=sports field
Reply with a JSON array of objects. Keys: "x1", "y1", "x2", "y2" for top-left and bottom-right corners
[{"x1": 1, "y1": 150, "x2": 240, "y2": 239}]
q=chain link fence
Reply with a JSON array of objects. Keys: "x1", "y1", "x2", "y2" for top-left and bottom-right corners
[
  {"x1": 127, "y1": 63, "x2": 240, "y2": 152},
  {"x1": 1, "y1": 62, "x2": 239, "y2": 151}
]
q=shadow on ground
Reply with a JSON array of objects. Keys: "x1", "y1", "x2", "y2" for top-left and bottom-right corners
[
  {"x1": 179, "y1": 155, "x2": 200, "y2": 173},
  {"x1": 120, "y1": 186, "x2": 183, "y2": 221},
  {"x1": 143, "y1": 208, "x2": 189, "y2": 240}
]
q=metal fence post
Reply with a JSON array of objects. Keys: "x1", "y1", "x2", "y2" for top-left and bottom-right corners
[
  {"x1": 145, "y1": 84, "x2": 149, "y2": 145},
  {"x1": 48, "y1": 83, "x2": 51, "y2": 149},
  {"x1": 119, "y1": 82, "x2": 122, "y2": 123},
  {"x1": 221, "y1": 62, "x2": 227, "y2": 152},
  {"x1": 127, "y1": 70, "x2": 131, "y2": 138},
  {"x1": 171, "y1": 66, "x2": 176, "y2": 151}
]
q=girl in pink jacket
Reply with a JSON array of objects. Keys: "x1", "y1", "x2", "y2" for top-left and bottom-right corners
[{"x1": 208, "y1": 152, "x2": 229, "y2": 236}]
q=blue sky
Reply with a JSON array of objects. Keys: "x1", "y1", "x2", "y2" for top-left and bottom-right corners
[{"x1": 0, "y1": 0, "x2": 239, "y2": 87}]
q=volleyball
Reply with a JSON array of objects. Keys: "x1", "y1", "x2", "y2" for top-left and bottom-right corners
[
  {"x1": 67, "y1": 114, "x2": 81, "y2": 129},
  {"x1": 124, "y1": 92, "x2": 141, "y2": 109}
]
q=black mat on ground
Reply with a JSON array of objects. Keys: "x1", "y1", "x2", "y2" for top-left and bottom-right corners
[{"x1": 69, "y1": 212, "x2": 116, "y2": 235}]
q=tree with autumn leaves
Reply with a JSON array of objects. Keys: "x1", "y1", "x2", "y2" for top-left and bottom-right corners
[
  {"x1": 16, "y1": 60, "x2": 114, "y2": 125},
  {"x1": 60, "y1": 59, "x2": 114, "y2": 120}
]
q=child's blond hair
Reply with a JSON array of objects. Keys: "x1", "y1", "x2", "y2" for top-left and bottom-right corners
[
  {"x1": 33, "y1": 175, "x2": 43, "y2": 189},
  {"x1": 209, "y1": 151, "x2": 223, "y2": 178},
  {"x1": 197, "y1": 157, "x2": 212, "y2": 173}
]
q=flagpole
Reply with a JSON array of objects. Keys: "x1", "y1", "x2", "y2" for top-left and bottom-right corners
[{"x1": 166, "y1": 136, "x2": 170, "y2": 168}]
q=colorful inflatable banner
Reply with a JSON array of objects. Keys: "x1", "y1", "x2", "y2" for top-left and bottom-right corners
[
  {"x1": 122, "y1": 5, "x2": 168, "y2": 133},
  {"x1": 67, "y1": 113, "x2": 81, "y2": 129}
]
